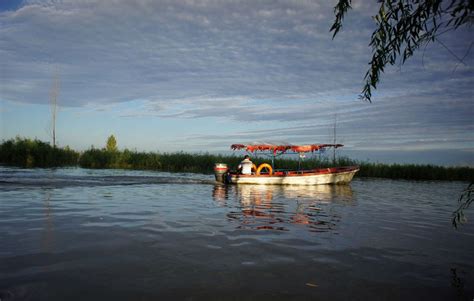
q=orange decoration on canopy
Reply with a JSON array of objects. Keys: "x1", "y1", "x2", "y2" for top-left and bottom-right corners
[{"x1": 231, "y1": 143, "x2": 343, "y2": 155}]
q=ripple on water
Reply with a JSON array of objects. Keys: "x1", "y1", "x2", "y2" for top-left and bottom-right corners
[{"x1": 0, "y1": 168, "x2": 473, "y2": 300}]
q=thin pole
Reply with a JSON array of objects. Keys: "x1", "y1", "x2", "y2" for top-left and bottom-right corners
[
  {"x1": 50, "y1": 70, "x2": 60, "y2": 147},
  {"x1": 333, "y1": 114, "x2": 337, "y2": 165}
]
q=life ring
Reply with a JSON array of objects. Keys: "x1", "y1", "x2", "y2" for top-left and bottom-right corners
[
  {"x1": 256, "y1": 163, "x2": 273, "y2": 175},
  {"x1": 251, "y1": 164, "x2": 257, "y2": 172}
]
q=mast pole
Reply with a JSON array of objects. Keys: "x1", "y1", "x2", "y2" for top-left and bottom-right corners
[
  {"x1": 333, "y1": 114, "x2": 337, "y2": 164},
  {"x1": 50, "y1": 70, "x2": 60, "y2": 148}
]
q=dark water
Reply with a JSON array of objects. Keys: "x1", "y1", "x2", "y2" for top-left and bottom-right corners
[{"x1": 0, "y1": 167, "x2": 473, "y2": 300}]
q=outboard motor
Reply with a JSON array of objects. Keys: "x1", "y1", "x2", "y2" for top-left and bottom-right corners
[{"x1": 214, "y1": 163, "x2": 228, "y2": 183}]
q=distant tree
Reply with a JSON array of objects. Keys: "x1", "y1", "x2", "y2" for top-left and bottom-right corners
[
  {"x1": 106, "y1": 135, "x2": 118, "y2": 152},
  {"x1": 331, "y1": 0, "x2": 473, "y2": 102}
]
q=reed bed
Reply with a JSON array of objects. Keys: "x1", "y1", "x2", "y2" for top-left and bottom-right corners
[
  {"x1": 1, "y1": 138, "x2": 472, "y2": 181},
  {"x1": 0, "y1": 137, "x2": 79, "y2": 167}
]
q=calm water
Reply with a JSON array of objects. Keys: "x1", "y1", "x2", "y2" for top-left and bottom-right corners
[{"x1": 0, "y1": 167, "x2": 473, "y2": 300}]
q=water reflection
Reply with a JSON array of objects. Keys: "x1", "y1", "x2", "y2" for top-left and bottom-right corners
[
  {"x1": 213, "y1": 184, "x2": 353, "y2": 232},
  {"x1": 41, "y1": 190, "x2": 55, "y2": 253},
  {"x1": 212, "y1": 184, "x2": 229, "y2": 205},
  {"x1": 451, "y1": 267, "x2": 467, "y2": 299}
]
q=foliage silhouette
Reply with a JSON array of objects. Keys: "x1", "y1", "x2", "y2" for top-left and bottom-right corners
[{"x1": 331, "y1": 0, "x2": 473, "y2": 101}]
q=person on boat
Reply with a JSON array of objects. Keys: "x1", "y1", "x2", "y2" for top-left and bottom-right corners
[{"x1": 238, "y1": 155, "x2": 253, "y2": 175}]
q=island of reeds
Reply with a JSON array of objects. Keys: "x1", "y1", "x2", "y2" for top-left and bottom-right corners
[{"x1": 1, "y1": 137, "x2": 473, "y2": 182}]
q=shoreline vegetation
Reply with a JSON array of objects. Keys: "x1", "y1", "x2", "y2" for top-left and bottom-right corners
[{"x1": 1, "y1": 137, "x2": 473, "y2": 182}]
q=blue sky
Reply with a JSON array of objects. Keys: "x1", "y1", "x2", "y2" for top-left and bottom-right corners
[{"x1": 1, "y1": 0, "x2": 473, "y2": 165}]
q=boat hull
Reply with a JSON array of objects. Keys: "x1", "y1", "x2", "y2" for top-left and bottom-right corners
[{"x1": 229, "y1": 166, "x2": 359, "y2": 185}]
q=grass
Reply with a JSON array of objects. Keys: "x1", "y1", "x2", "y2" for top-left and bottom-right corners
[
  {"x1": 1, "y1": 137, "x2": 473, "y2": 182},
  {"x1": 356, "y1": 162, "x2": 474, "y2": 181},
  {"x1": 0, "y1": 137, "x2": 79, "y2": 168}
]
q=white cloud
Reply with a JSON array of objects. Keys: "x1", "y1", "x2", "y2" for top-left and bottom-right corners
[{"x1": 1, "y1": 0, "x2": 472, "y2": 156}]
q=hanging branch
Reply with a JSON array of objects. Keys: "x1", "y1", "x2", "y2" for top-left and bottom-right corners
[
  {"x1": 452, "y1": 182, "x2": 474, "y2": 229},
  {"x1": 331, "y1": 0, "x2": 474, "y2": 102}
]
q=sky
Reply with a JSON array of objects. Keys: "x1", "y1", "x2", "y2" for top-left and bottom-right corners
[{"x1": 1, "y1": 0, "x2": 473, "y2": 166}]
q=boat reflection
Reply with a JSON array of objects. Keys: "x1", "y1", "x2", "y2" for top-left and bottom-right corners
[
  {"x1": 212, "y1": 184, "x2": 230, "y2": 206},
  {"x1": 213, "y1": 184, "x2": 353, "y2": 232}
]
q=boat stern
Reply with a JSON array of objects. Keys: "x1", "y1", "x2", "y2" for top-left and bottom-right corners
[{"x1": 214, "y1": 163, "x2": 229, "y2": 183}]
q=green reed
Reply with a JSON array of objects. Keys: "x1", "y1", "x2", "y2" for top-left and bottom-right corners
[
  {"x1": 356, "y1": 162, "x2": 474, "y2": 181},
  {"x1": 0, "y1": 137, "x2": 79, "y2": 168},
  {"x1": 1, "y1": 138, "x2": 472, "y2": 181},
  {"x1": 77, "y1": 148, "x2": 474, "y2": 181}
]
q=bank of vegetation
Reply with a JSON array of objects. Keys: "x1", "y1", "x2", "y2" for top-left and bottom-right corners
[
  {"x1": 0, "y1": 137, "x2": 79, "y2": 167},
  {"x1": 1, "y1": 137, "x2": 473, "y2": 182}
]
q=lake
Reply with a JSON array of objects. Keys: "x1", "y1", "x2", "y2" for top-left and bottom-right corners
[{"x1": 0, "y1": 167, "x2": 473, "y2": 300}]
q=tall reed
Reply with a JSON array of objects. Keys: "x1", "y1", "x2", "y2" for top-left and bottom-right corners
[
  {"x1": 0, "y1": 137, "x2": 79, "y2": 167},
  {"x1": 1, "y1": 138, "x2": 472, "y2": 181}
]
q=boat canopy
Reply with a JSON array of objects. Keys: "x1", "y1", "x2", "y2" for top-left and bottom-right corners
[{"x1": 231, "y1": 143, "x2": 343, "y2": 154}]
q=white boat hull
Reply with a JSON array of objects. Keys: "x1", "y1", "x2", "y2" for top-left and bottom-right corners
[{"x1": 229, "y1": 166, "x2": 359, "y2": 185}]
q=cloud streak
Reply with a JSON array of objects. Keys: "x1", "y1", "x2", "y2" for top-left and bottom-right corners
[{"x1": 0, "y1": 0, "x2": 472, "y2": 161}]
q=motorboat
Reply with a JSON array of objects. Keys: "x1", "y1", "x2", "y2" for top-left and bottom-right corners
[{"x1": 214, "y1": 143, "x2": 359, "y2": 185}]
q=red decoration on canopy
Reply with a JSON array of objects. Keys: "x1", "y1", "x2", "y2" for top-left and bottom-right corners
[{"x1": 230, "y1": 143, "x2": 343, "y2": 155}]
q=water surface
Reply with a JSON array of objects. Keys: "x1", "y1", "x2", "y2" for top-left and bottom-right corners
[{"x1": 0, "y1": 167, "x2": 473, "y2": 300}]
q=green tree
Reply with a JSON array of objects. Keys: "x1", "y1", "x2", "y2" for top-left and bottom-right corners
[
  {"x1": 331, "y1": 0, "x2": 473, "y2": 102},
  {"x1": 106, "y1": 135, "x2": 118, "y2": 152}
]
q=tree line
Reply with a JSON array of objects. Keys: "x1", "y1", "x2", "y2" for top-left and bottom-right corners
[{"x1": 0, "y1": 136, "x2": 473, "y2": 182}]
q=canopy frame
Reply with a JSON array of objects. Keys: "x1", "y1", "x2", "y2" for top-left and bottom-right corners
[{"x1": 231, "y1": 143, "x2": 344, "y2": 170}]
